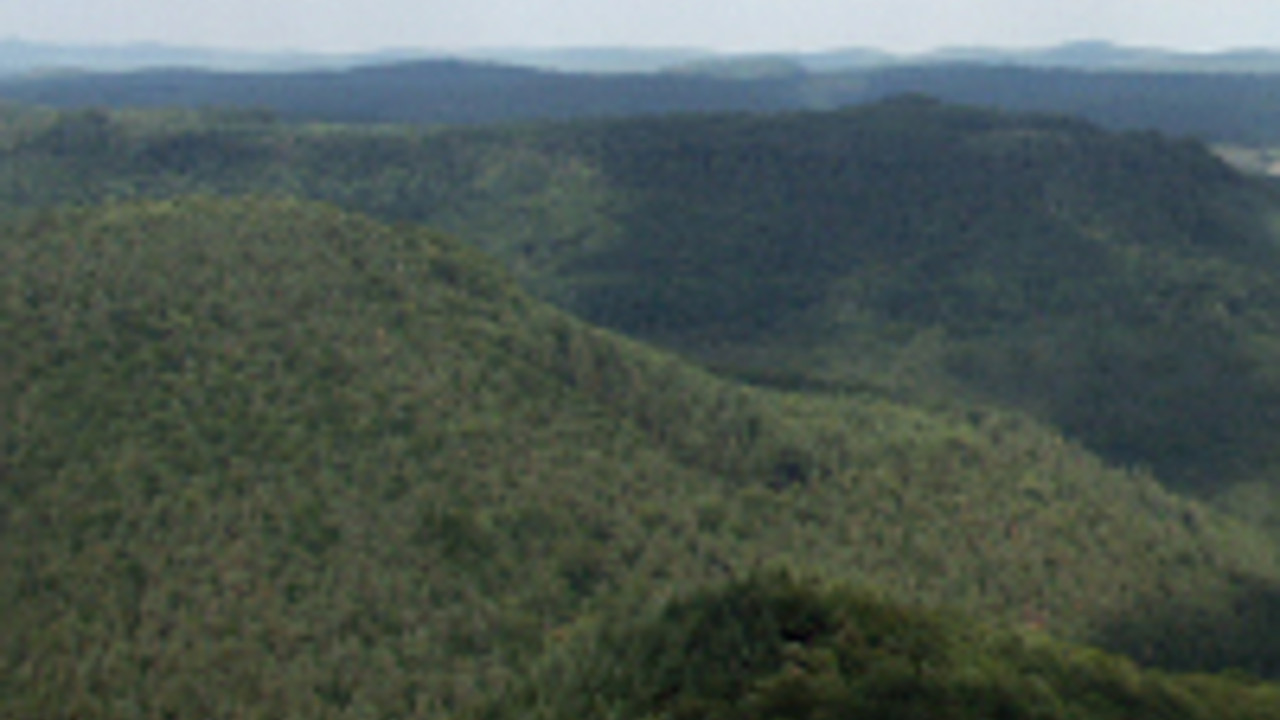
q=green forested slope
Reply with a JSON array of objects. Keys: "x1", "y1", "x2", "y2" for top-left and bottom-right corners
[
  {"x1": 534, "y1": 101, "x2": 1280, "y2": 501},
  {"x1": 3, "y1": 101, "x2": 1278, "y2": 504},
  {"x1": 6, "y1": 197, "x2": 1280, "y2": 718}
]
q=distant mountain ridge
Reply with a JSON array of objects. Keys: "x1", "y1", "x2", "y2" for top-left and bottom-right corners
[
  {"x1": 6, "y1": 50, "x2": 1280, "y2": 143},
  {"x1": 0, "y1": 57, "x2": 804, "y2": 125},
  {"x1": 5, "y1": 38, "x2": 1280, "y2": 77},
  {"x1": 904, "y1": 40, "x2": 1280, "y2": 73}
]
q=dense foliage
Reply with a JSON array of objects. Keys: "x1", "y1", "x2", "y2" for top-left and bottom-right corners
[
  {"x1": 527, "y1": 101, "x2": 1280, "y2": 500},
  {"x1": 481, "y1": 570, "x2": 1280, "y2": 720},
  {"x1": 6, "y1": 197, "x2": 1280, "y2": 717},
  {"x1": 2, "y1": 100, "x2": 1278, "y2": 502}
]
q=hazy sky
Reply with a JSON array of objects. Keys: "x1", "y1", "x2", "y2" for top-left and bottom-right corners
[{"x1": 3, "y1": 0, "x2": 1278, "y2": 54}]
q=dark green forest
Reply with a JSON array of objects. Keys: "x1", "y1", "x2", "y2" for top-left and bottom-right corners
[
  {"x1": 480, "y1": 571, "x2": 1280, "y2": 720},
  {"x1": 4, "y1": 97, "x2": 1280, "y2": 718}
]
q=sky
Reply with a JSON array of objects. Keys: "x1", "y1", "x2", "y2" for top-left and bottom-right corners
[{"x1": 2, "y1": 0, "x2": 1278, "y2": 55}]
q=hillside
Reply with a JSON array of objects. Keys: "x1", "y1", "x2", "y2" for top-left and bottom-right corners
[
  {"x1": 7, "y1": 196, "x2": 1280, "y2": 717},
  {"x1": 524, "y1": 101, "x2": 1280, "y2": 502},
  {"x1": 3, "y1": 101, "x2": 1278, "y2": 506}
]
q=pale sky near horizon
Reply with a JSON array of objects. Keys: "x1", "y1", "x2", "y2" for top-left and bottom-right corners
[{"x1": 1, "y1": 0, "x2": 1276, "y2": 55}]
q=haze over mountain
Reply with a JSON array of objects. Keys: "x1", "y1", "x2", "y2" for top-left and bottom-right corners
[
  {"x1": 6, "y1": 38, "x2": 1280, "y2": 77},
  {"x1": 0, "y1": 38, "x2": 389, "y2": 75},
  {"x1": 10, "y1": 0, "x2": 1280, "y2": 60}
]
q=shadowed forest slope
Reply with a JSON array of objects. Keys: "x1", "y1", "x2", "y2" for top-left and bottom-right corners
[
  {"x1": 6, "y1": 197, "x2": 1280, "y2": 717},
  {"x1": 529, "y1": 101, "x2": 1280, "y2": 503}
]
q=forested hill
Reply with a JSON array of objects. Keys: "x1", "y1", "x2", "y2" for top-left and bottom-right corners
[
  {"x1": 7, "y1": 196, "x2": 1280, "y2": 717},
  {"x1": 505, "y1": 101, "x2": 1280, "y2": 503},
  {"x1": 3, "y1": 100, "x2": 1278, "y2": 505},
  {"x1": 4, "y1": 58, "x2": 1280, "y2": 143}
]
